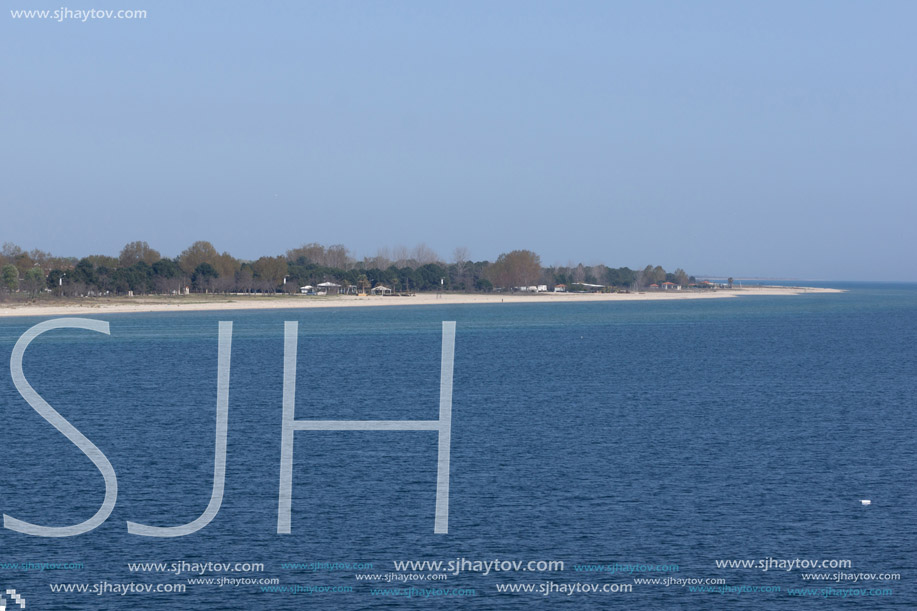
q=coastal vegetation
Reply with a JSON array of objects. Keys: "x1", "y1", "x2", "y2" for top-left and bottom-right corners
[{"x1": 0, "y1": 241, "x2": 699, "y2": 300}]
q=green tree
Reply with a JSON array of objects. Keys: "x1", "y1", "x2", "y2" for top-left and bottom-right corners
[
  {"x1": 417, "y1": 263, "x2": 447, "y2": 290},
  {"x1": 192, "y1": 262, "x2": 219, "y2": 292},
  {"x1": 84, "y1": 255, "x2": 118, "y2": 268},
  {"x1": 153, "y1": 258, "x2": 182, "y2": 279},
  {"x1": 475, "y1": 277, "x2": 493, "y2": 292},
  {"x1": 46, "y1": 269, "x2": 67, "y2": 292},
  {"x1": 674, "y1": 268, "x2": 689, "y2": 286},
  {"x1": 23, "y1": 267, "x2": 44, "y2": 296},
  {"x1": 71, "y1": 258, "x2": 98, "y2": 287},
  {"x1": 152, "y1": 258, "x2": 184, "y2": 294},
  {"x1": 1, "y1": 264, "x2": 19, "y2": 293},
  {"x1": 251, "y1": 256, "x2": 287, "y2": 290},
  {"x1": 605, "y1": 267, "x2": 636, "y2": 287},
  {"x1": 113, "y1": 262, "x2": 154, "y2": 294}
]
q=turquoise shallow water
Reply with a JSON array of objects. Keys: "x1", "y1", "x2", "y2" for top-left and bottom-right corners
[{"x1": 0, "y1": 282, "x2": 914, "y2": 609}]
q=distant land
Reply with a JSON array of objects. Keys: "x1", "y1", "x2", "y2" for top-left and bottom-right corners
[
  {"x1": 2, "y1": 240, "x2": 703, "y2": 300},
  {"x1": 1, "y1": 240, "x2": 842, "y2": 313},
  {"x1": 699, "y1": 276, "x2": 806, "y2": 282},
  {"x1": 698, "y1": 276, "x2": 835, "y2": 282}
]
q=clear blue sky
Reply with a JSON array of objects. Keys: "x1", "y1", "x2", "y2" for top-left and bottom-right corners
[{"x1": 2, "y1": 1, "x2": 915, "y2": 280}]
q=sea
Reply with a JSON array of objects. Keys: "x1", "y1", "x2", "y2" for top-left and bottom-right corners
[{"x1": 0, "y1": 281, "x2": 914, "y2": 609}]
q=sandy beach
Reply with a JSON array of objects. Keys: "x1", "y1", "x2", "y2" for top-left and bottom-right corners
[{"x1": 0, "y1": 286, "x2": 842, "y2": 318}]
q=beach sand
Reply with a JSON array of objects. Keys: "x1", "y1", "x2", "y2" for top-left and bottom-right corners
[{"x1": 0, "y1": 286, "x2": 842, "y2": 318}]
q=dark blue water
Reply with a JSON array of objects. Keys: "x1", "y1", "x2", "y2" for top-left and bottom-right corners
[{"x1": 1, "y1": 283, "x2": 914, "y2": 609}]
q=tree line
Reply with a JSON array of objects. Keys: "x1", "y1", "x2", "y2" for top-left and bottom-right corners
[{"x1": 0, "y1": 241, "x2": 697, "y2": 298}]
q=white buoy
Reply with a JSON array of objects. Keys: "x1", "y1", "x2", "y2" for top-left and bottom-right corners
[{"x1": 860, "y1": 500, "x2": 871, "y2": 506}]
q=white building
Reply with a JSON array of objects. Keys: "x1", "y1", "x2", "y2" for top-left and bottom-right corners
[{"x1": 316, "y1": 281, "x2": 341, "y2": 295}]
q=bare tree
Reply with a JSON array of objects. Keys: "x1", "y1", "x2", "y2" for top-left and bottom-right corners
[
  {"x1": 28, "y1": 249, "x2": 52, "y2": 272},
  {"x1": 325, "y1": 244, "x2": 352, "y2": 270},
  {"x1": 286, "y1": 243, "x2": 325, "y2": 264},
  {"x1": 487, "y1": 250, "x2": 542, "y2": 289},
  {"x1": 235, "y1": 268, "x2": 254, "y2": 293},
  {"x1": 634, "y1": 268, "x2": 646, "y2": 290},
  {"x1": 573, "y1": 263, "x2": 586, "y2": 283},
  {"x1": 213, "y1": 252, "x2": 241, "y2": 279},
  {"x1": 177, "y1": 241, "x2": 219, "y2": 275},
  {"x1": 154, "y1": 274, "x2": 185, "y2": 295},
  {"x1": 452, "y1": 246, "x2": 470, "y2": 290},
  {"x1": 119, "y1": 241, "x2": 161, "y2": 267},
  {"x1": 412, "y1": 243, "x2": 440, "y2": 265},
  {"x1": 364, "y1": 246, "x2": 392, "y2": 270},
  {"x1": 212, "y1": 275, "x2": 236, "y2": 293},
  {"x1": 392, "y1": 245, "x2": 411, "y2": 267},
  {"x1": 1, "y1": 242, "x2": 23, "y2": 262},
  {"x1": 674, "y1": 268, "x2": 689, "y2": 286},
  {"x1": 452, "y1": 246, "x2": 469, "y2": 270}
]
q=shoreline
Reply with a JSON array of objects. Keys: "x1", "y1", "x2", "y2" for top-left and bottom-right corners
[{"x1": 0, "y1": 286, "x2": 842, "y2": 318}]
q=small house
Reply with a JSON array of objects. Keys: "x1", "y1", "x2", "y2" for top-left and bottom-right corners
[{"x1": 316, "y1": 281, "x2": 341, "y2": 295}]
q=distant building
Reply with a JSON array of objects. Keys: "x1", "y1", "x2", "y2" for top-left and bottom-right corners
[
  {"x1": 316, "y1": 281, "x2": 341, "y2": 295},
  {"x1": 554, "y1": 284, "x2": 566, "y2": 293}
]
